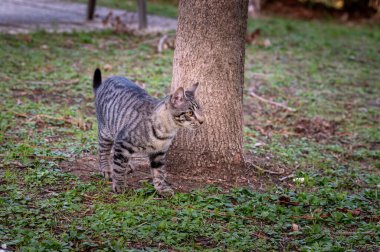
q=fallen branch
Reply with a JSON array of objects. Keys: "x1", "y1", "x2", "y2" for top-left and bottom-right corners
[
  {"x1": 251, "y1": 73, "x2": 271, "y2": 79},
  {"x1": 13, "y1": 112, "x2": 91, "y2": 130},
  {"x1": 245, "y1": 161, "x2": 285, "y2": 175},
  {"x1": 24, "y1": 79, "x2": 79, "y2": 86},
  {"x1": 279, "y1": 174, "x2": 295, "y2": 181},
  {"x1": 249, "y1": 91, "x2": 296, "y2": 112},
  {"x1": 337, "y1": 230, "x2": 375, "y2": 236},
  {"x1": 29, "y1": 155, "x2": 65, "y2": 160},
  {"x1": 157, "y1": 34, "x2": 168, "y2": 53},
  {"x1": 176, "y1": 205, "x2": 257, "y2": 222}
]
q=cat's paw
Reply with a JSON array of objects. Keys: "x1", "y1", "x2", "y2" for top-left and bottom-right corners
[
  {"x1": 156, "y1": 187, "x2": 174, "y2": 198},
  {"x1": 102, "y1": 171, "x2": 112, "y2": 181},
  {"x1": 112, "y1": 182, "x2": 126, "y2": 194}
]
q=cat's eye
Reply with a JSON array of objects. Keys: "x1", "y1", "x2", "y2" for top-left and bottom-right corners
[{"x1": 186, "y1": 111, "x2": 194, "y2": 116}]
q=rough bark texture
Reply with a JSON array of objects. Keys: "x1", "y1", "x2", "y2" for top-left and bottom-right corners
[{"x1": 167, "y1": 0, "x2": 248, "y2": 179}]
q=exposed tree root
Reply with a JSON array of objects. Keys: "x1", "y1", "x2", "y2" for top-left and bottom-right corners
[
  {"x1": 245, "y1": 160, "x2": 285, "y2": 175},
  {"x1": 249, "y1": 91, "x2": 297, "y2": 112}
]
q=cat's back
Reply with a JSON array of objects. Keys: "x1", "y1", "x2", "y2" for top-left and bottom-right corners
[
  {"x1": 96, "y1": 76, "x2": 159, "y2": 106},
  {"x1": 96, "y1": 76, "x2": 146, "y2": 98},
  {"x1": 95, "y1": 76, "x2": 159, "y2": 128}
]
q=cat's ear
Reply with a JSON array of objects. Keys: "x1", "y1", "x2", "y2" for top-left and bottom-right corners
[
  {"x1": 170, "y1": 87, "x2": 185, "y2": 108},
  {"x1": 186, "y1": 82, "x2": 199, "y2": 94}
]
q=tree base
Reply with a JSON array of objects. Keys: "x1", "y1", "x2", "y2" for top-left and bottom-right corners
[{"x1": 166, "y1": 150, "x2": 247, "y2": 185}]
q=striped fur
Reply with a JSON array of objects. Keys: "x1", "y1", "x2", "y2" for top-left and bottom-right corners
[{"x1": 93, "y1": 69, "x2": 204, "y2": 196}]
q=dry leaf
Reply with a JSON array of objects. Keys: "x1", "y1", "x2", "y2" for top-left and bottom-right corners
[
  {"x1": 246, "y1": 28, "x2": 261, "y2": 44},
  {"x1": 337, "y1": 207, "x2": 362, "y2": 216},
  {"x1": 278, "y1": 196, "x2": 300, "y2": 206},
  {"x1": 292, "y1": 214, "x2": 314, "y2": 220},
  {"x1": 104, "y1": 64, "x2": 113, "y2": 71},
  {"x1": 251, "y1": 231, "x2": 269, "y2": 240}
]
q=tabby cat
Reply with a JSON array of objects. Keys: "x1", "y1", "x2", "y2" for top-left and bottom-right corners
[{"x1": 93, "y1": 69, "x2": 204, "y2": 196}]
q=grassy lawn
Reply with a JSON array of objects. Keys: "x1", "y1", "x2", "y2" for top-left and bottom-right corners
[
  {"x1": 1, "y1": 15, "x2": 379, "y2": 251},
  {"x1": 67, "y1": 0, "x2": 179, "y2": 18}
]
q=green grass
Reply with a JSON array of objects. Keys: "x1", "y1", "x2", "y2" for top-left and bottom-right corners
[
  {"x1": 67, "y1": 0, "x2": 179, "y2": 18},
  {"x1": 1, "y1": 16, "x2": 379, "y2": 251}
]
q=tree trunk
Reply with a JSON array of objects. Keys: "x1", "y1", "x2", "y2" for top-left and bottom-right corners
[{"x1": 167, "y1": 0, "x2": 248, "y2": 180}]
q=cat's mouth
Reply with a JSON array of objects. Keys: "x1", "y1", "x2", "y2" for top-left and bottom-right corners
[{"x1": 189, "y1": 123, "x2": 201, "y2": 129}]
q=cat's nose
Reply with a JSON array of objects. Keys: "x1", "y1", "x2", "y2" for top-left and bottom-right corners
[
  {"x1": 198, "y1": 115, "x2": 205, "y2": 125},
  {"x1": 195, "y1": 111, "x2": 205, "y2": 125}
]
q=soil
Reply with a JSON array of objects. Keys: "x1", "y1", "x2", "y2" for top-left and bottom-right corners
[
  {"x1": 60, "y1": 152, "x2": 291, "y2": 193},
  {"x1": 0, "y1": 0, "x2": 177, "y2": 34},
  {"x1": 293, "y1": 116, "x2": 340, "y2": 142}
]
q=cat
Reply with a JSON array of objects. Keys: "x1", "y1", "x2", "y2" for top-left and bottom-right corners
[{"x1": 93, "y1": 68, "x2": 204, "y2": 196}]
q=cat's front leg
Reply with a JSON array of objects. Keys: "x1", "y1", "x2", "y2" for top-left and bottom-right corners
[
  {"x1": 149, "y1": 152, "x2": 174, "y2": 197},
  {"x1": 111, "y1": 142, "x2": 133, "y2": 193}
]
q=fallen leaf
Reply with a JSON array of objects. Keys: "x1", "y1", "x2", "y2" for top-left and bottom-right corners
[
  {"x1": 292, "y1": 214, "x2": 313, "y2": 220},
  {"x1": 319, "y1": 213, "x2": 331, "y2": 218},
  {"x1": 251, "y1": 231, "x2": 269, "y2": 240},
  {"x1": 104, "y1": 64, "x2": 113, "y2": 71},
  {"x1": 246, "y1": 28, "x2": 261, "y2": 44},
  {"x1": 337, "y1": 207, "x2": 362, "y2": 216},
  {"x1": 278, "y1": 196, "x2": 300, "y2": 206}
]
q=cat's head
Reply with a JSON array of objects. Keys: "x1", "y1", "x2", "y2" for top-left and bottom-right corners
[{"x1": 168, "y1": 83, "x2": 204, "y2": 129}]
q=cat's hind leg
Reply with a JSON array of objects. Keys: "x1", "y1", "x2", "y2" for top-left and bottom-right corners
[
  {"x1": 98, "y1": 132, "x2": 113, "y2": 180},
  {"x1": 149, "y1": 152, "x2": 174, "y2": 197},
  {"x1": 111, "y1": 141, "x2": 134, "y2": 193}
]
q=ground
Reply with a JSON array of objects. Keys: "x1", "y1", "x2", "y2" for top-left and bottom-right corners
[
  {"x1": 0, "y1": 0, "x2": 176, "y2": 34},
  {"x1": 0, "y1": 3, "x2": 379, "y2": 251}
]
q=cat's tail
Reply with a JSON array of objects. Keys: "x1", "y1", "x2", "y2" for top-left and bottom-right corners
[{"x1": 93, "y1": 68, "x2": 102, "y2": 90}]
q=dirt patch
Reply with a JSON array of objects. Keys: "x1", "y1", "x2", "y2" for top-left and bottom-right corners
[
  {"x1": 11, "y1": 86, "x2": 95, "y2": 116},
  {"x1": 61, "y1": 153, "x2": 293, "y2": 192},
  {"x1": 60, "y1": 154, "x2": 207, "y2": 191},
  {"x1": 293, "y1": 116, "x2": 339, "y2": 141},
  {"x1": 60, "y1": 155, "x2": 98, "y2": 181}
]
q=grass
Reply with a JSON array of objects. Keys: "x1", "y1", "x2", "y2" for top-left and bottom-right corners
[
  {"x1": 67, "y1": 0, "x2": 179, "y2": 18},
  {"x1": 0, "y1": 14, "x2": 379, "y2": 251}
]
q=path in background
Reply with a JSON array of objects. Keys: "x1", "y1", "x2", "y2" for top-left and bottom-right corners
[{"x1": 0, "y1": 0, "x2": 177, "y2": 34}]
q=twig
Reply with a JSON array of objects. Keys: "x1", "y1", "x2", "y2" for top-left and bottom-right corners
[
  {"x1": 178, "y1": 205, "x2": 256, "y2": 222},
  {"x1": 13, "y1": 112, "x2": 90, "y2": 130},
  {"x1": 246, "y1": 161, "x2": 285, "y2": 175},
  {"x1": 338, "y1": 230, "x2": 375, "y2": 236},
  {"x1": 279, "y1": 174, "x2": 295, "y2": 181},
  {"x1": 157, "y1": 34, "x2": 168, "y2": 53},
  {"x1": 203, "y1": 208, "x2": 256, "y2": 221},
  {"x1": 24, "y1": 79, "x2": 79, "y2": 86},
  {"x1": 31, "y1": 155, "x2": 65, "y2": 160},
  {"x1": 14, "y1": 112, "x2": 72, "y2": 124},
  {"x1": 136, "y1": 222, "x2": 148, "y2": 227},
  {"x1": 152, "y1": 197, "x2": 166, "y2": 200},
  {"x1": 249, "y1": 91, "x2": 296, "y2": 112},
  {"x1": 251, "y1": 73, "x2": 271, "y2": 79},
  {"x1": 27, "y1": 114, "x2": 75, "y2": 125},
  {"x1": 83, "y1": 194, "x2": 96, "y2": 199}
]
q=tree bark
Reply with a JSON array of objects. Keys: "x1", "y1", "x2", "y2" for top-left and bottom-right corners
[
  {"x1": 137, "y1": 0, "x2": 147, "y2": 30},
  {"x1": 87, "y1": 0, "x2": 97, "y2": 20},
  {"x1": 167, "y1": 0, "x2": 248, "y2": 180}
]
